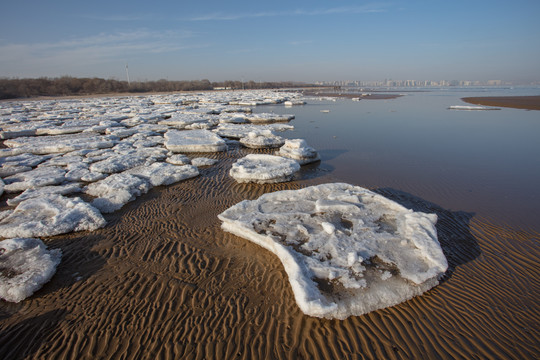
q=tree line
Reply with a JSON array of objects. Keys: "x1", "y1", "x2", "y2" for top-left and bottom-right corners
[{"x1": 0, "y1": 77, "x2": 313, "y2": 100}]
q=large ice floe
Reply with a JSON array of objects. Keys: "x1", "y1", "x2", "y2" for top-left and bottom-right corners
[
  {"x1": 0, "y1": 194, "x2": 106, "y2": 238},
  {"x1": 218, "y1": 183, "x2": 448, "y2": 319},
  {"x1": 0, "y1": 238, "x2": 62, "y2": 302},
  {"x1": 229, "y1": 154, "x2": 300, "y2": 184}
]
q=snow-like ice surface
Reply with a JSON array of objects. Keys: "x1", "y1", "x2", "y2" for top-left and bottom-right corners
[
  {"x1": 7, "y1": 183, "x2": 82, "y2": 206},
  {"x1": 276, "y1": 139, "x2": 320, "y2": 165},
  {"x1": 164, "y1": 129, "x2": 227, "y2": 153},
  {"x1": 0, "y1": 238, "x2": 62, "y2": 302},
  {"x1": 218, "y1": 183, "x2": 448, "y2": 319},
  {"x1": 191, "y1": 157, "x2": 218, "y2": 167},
  {"x1": 229, "y1": 154, "x2": 300, "y2": 184},
  {"x1": 239, "y1": 130, "x2": 285, "y2": 149},
  {"x1": 3, "y1": 133, "x2": 117, "y2": 155},
  {"x1": 3, "y1": 166, "x2": 67, "y2": 193},
  {"x1": 246, "y1": 113, "x2": 295, "y2": 123},
  {"x1": 84, "y1": 173, "x2": 151, "y2": 213},
  {"x1": 214, "y1": 123, "x2": 294, "y2": 139},
  {"x1": 127, "y1": 162, "x2": 199, "y2": 186},
  {"x1": 166, "y1": 154, "x2": 191, "y2": 165},
  {"x1": 0, "y1": 195, "x2": 106, "y2": 238}
]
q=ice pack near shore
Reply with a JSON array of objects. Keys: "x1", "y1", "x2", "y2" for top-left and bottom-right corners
[
  {"x1": 218, "y1": 183, "x2": 448, "y2": 319},
  {"x1": 0, "y1": 238, "x2": 62, "y2": 302}
]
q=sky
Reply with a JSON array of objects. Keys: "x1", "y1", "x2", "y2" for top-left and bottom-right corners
[{"x1": 1, "y1": 0, "x2": 539, "y2": 83}]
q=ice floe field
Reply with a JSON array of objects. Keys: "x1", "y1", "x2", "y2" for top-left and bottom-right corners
[{"x1": 0, "y1": 89, "x2": 538, "y2": 359}]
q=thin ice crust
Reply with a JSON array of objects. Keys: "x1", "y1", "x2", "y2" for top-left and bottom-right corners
[{"x1": 218, "y1": 183, "x2": 448, "y2": 319}]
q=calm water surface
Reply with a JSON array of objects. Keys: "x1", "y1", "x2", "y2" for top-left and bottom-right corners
[{"x1": 258, "y1": 87, "x2": 540, "y2": 232}]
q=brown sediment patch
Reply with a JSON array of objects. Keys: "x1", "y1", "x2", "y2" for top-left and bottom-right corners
[
  {"x1": 303, "y1": 89, "x2": 403, "y2": 100},
  {"x1": 0, "y1": 145, "x2": 539, "y2": 359},
  {"x1": 462, "y1": 96, "x2": 540, "y2": 110}
]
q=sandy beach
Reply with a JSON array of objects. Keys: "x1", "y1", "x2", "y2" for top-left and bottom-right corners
[
  {"x1": 1, "y1": 90, "x2": 539, "y2": 359},
  {"x1": 462, "y1": 95, "x2": 540, "y2": 110},
  {"x1": 1, "y1": 141, "x2": 538, "y2": 359}
]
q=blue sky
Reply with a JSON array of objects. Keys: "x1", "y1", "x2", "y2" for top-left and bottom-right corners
[{"x1": 1, "y1": 0, "x2": 539, "y2": 82}]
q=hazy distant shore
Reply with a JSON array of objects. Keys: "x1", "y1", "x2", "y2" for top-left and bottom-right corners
[{"x1": 462, "y1": 95, "x2": 540, "y2": 110}]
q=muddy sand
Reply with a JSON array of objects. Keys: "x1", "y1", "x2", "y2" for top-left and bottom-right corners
[
  {"x1": 0, "y1": 142, "x2": 538, "y2": 359},
  {"x1": 462, "y1": 95, "x2": 540, "y2": 110}
]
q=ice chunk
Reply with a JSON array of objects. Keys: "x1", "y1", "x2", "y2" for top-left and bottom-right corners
[
  {"x1": 276, "y1": 139, "x2": 320, "y2": 165},
  {"x1": 164, "y1": 129, "x2": 227, "y2": 153},
  {"x1": 158, "y1": 113, "x2": 217, "y2": 129},
  {"x1": 229, "y1": 154, "x2": 300, "y2": 184},
  {"x1": 239, "y1": 130, "x2": 285, "y2": 149},
  {"x1": 191, "y1": 157, "x2": 218, "y2": 167},
  {"x1": 246, "y1": 113, "x2": 295, "y2": 123},
  {"x1": 65, "y1": 164, "x2": 106, "y2": 182},
  {"x1": 218, "y1": 183, "x2": 448, "y2": 319},
  {"x1": 84, "y1": 173, "x2": 151, "y2": 213},
  {"x1": 0, "y1": 178, "x2": 4, "y2": 197},
  {"x1": 89, "y1": 152, "x2": 149, "y2": 174},
  {"x1": 166, "y1": 154, "x2": 191, "y2": 165},
  {"x1": 448, "y1": 105, "x2": 500, "y2": 110},
  {"x1": 127, "y1": 163, "x2": 199, "y2": 186},
  {"x1": 0, "y1": 238, "x2": 62, "y2": 302},
  {"x1": 3, "y1": 166, "x2": 67, "y2": 193},
  {"x1": 0, "y1": 153, "x2": 50, "y2": 168},
  {"x1": 3, "y1": 133, "x2": 117, "y2": 155},
  {"x1": 0, "y1": 195, "x2": 106, "y2": 238},
  {"x1": 214, "y1": 123, "x2": 294, "y2": 139},
  {"x1": 0, "y1": 165, "x2": 32, "y2": 178},
  {"x1": 7, "y1": 183, "x2": 82, "y2": 206}
]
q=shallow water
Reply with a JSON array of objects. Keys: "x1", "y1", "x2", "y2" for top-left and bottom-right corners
[{"x1": 262, "y1": 87, "x2": 540, "y2": 232}]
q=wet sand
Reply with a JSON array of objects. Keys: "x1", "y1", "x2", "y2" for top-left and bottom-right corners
[
  {"x1": 462, "y1": 95, "x2": 540, "y2": 110},
  {"x1": 1, "y1": 143, "x2": 539, "y2": 359}
]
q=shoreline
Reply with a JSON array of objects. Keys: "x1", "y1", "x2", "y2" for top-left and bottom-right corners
[{"x1": 462, "y1": 95, "x2": 540, "y2": 110}]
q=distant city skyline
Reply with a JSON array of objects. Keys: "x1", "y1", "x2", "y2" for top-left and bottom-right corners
[{"x1": 1, "y1": 1, "x2": 539, "y2": 83}]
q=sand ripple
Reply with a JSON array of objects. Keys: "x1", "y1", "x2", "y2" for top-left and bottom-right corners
[{"x1": 1, "y1": 146, "x2": 539, "y2": 359}]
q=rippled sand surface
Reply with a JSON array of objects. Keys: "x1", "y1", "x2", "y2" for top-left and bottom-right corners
[{"x1": 1, "y1": 142, "x2": 538, "y2": 359}]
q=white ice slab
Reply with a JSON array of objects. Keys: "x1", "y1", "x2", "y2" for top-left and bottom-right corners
[
  {"x1": 3, "y1": 166, "x2": 67, "y2": 193},
  {"x1": 0, "y1": 238, "x2": 62, "y2": 303},
  {"x1": 239, "y1": 130, "x2": 285, "y2": 149},
  {"x1": 218, "y1": 183, "x2": 448, "y2": 319},
  {"x1": 448, "y1": 105, "x2": 500, "y2": 110},
  {"x1": 7, "y1": 183, "x2": 82, "y2": 206},
  {"x1": 164, "y1": 129, "x2": 227, "y2": 153},
  {"x1": 166, "y1": 154, "x2": 191, "y2": 165},
  {"x1": 214, "y1": 123, "x2": 294, "y2": 139},
  {"x1": 276, "y1": 139, "x2": 320, "y2": 165},
  {"x1": 0, "y1": 195, "x2": 106, "y2": 238},
  {"x1": 3, "y1": 133, "x2": 117, "y2": 155},
  {"x1": 246, "y1": 113, "x2": 295, "y2": 123},
  {"x1": 84, "y1": 173, "x2": 151, "y2": 213},
  {"x1": 89, "y1": 152, "x2": 149, "y2": 174},
  {"x1": 191, "y1": 157, "x2": 218, "y2": 167},
  {"x1": 127, "y1": 162, "x2": 199, "y2": 186},
  {"x1": 229, "y1": 154, "x2": 300, "y2": 184},
  {"x1": 0, "y1": 178, "x2": 4, "y2": 197}
]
